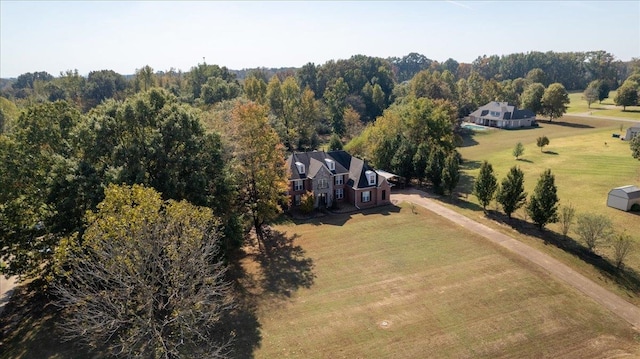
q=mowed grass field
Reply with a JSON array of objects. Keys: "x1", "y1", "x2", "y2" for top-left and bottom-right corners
[
  {"x1": 455, "y1": 115, "x2": 640, "y2": 300},
  {"x1": 249, "y1": 204, "x2": 639, "y2": 358},
  {"x1": 566, "y1": 90, "x2": 640, "y2": 120}
]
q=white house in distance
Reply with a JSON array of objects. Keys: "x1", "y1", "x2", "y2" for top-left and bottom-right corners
[
  {"x1": 624, "y1": 124, "x2": 640, "y2": 140},
  {"x1": 607, "y1": 185, "x2": 640, "y2": 211},
  {"x1": 468, "y1": 101, "x2": 536, "y2": 129}
]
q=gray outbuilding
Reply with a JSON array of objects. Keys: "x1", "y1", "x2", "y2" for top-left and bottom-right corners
[{"x1": 607, "y1": 185, "x2": 640, "y2": 211}]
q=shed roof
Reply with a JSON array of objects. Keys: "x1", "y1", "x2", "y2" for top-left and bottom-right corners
[{"x1": 609, "y1": 185, "x2": 640, "y2": 199}]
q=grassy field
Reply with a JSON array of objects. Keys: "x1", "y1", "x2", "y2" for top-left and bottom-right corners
[
  {"x1": 248, "y1": 205, "x2": 639, "y2": 358},
  {"x1": 454, "y1": 115, "x2": 640, "y2": 302},
  {"x1": 566, "y1": 90, "x2": 640, "y2": 120}
]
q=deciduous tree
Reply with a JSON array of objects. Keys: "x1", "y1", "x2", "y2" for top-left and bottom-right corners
[
  {"x1": 473, "y1": 160, "x2": 498, "y2": 211},
  {"x1": 583, "y1": 81, "x2": 599, "y2": 108},
  {"x1": 520, "y1": 82, "x2": 545, "y2": 115},
  {"x1": 230, "y1": 102, "x2": 288, "y2": 247},
  {"x1": 513, "y1": 142, "x2": 524, "y2": 159},
  {"x1": 526, "y1": 169, "x2": 559, "y2": 229},
  {"x1": 575, "y1": 213, "x2": 613, "y2": 252},
  {"x1": 54, "y1": 184, "x2": 235, "y2": 358},
  {"x1": 615, "y1": 85, "x2": 638, "y2": 111},
  {"x1": 541, "y1": 83, "x2": 569, "y2": 121},
  {"x1": 536, "y1": 135, "x2": 550, "y2": 152},
  {"x1": 631, "y1": 134, "x2": 640, "y2": 160},
  {"x1": 612, "y1": 232, "x2": 633, "y2": 270},
  {"x1": 441, "y1": 152, "x2": 460, "y2": 196},
  {"x1": 496, "y1": 166, "x2": 527, "y2": 219},
  {"x1": 559, "y1": 204, "x2": 576, "y2": 237}
]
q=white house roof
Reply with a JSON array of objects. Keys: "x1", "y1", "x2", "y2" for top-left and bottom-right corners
[{"x1": 609, "y1": 185, "x2": 640, "y2": 199}]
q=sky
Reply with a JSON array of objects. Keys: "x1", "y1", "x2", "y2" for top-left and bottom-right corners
[{"x1": 1, "y1": 1, "x2": 639, "y2": 78}]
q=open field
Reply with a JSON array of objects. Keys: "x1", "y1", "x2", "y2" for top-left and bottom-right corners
[
  {"x1": 249, "y1": 204, "x2": 639, "y2": 358},
  {"x1": 566, "y1": 91, "x2": 640, "y2": 120},
  {"x1": 455, "y1": 115, "x2": 640, "y2": 302}
]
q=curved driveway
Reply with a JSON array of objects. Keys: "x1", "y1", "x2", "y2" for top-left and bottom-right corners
[{"x1": 393, "y1": 189, "x2": 640, "y2": 329}]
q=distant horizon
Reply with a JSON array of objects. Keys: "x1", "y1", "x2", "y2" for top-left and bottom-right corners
[
  {"x1": 0, "y1": 48, "x2": 635, "y2": 80},
  {"x1": 1, "y1": 1, "x2": 638, "y2": 78}
]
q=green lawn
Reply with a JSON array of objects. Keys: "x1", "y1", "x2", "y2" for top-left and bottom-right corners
[
  {"x1": 249, "y1": 205, "x2": 639, "y2": 358},
  {"x1": 455, "y1": 115, "x2": 640, "y2": 302},
  {"x1": 566, "y1": 91, "x2": 640, "y2": 120}
]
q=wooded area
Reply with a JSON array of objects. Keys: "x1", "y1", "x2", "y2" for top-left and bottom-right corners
[{"x1": 1, "y1": 49, "x2": 639, "y2": 357}]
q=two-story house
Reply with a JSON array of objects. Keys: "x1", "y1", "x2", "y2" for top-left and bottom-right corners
[{"x1": 286, "y1": 150, "x2": 392, "y2": 210}]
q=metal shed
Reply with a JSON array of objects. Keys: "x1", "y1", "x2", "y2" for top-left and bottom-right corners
[{"x1": 607, "y1": 185, "x2": 640, "y2": 211}]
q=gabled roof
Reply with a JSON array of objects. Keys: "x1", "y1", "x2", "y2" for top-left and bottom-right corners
[
  {"x1": 286, "y1": 151, "x2": 349, "y2": 180},
  {"x1": 469, "y1": 101, "x2": 534, "y2": 120},
  {"x1": 609, "y1": 185, "x2": 640, "y2": 199},
  {"x1": 286, "y1": 150, "x2": 385, "y2": 189}
]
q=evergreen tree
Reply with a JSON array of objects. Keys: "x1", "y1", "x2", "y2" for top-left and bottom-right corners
[
  {"x1": 473, "y1": 160, "x2": 498, "y2": 211},
  {"x1": 328, "y1": 133, "x2": 343, "y2": 151},
  {"x1": 496, "y1": 166, "x2": 527, "y2": 218},
  {"x1": 526, "y1": 169, "x2": 559, "y2": 229}
]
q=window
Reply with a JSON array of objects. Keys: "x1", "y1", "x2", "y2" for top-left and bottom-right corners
[
  {"x1": 382, "y1": 190, "x2": 386, "y2": 201},
  {"x1": 295, "y1": 161, "x2": 305, "y2": 174},
  {"x1": 365, "y1": 170, "x2": 376, "y2": 186},
  {"x1": 490, "y1": 111, "x2": 501, "y2": 117},
  {"x1": 361, "y1": 191, "x2": 371, "y2": 203},
  {"x1": 336, "y1": 188, "x2": 344, "y2": 199},
  {"x1": 294, "y1": 180, "x2": 303, "y2": 191},
  {"x1": 335, "y1": 175, "x2": 343, "y2": 185},
  {"x1": 318, "y1": 178, "x2": 328, "y2": 189},
  {"x1": 294, "y1": 194, "x2": 301, "y2": 206},
  {"x1": 324, "y1": 158, "x2": 335, "y2": 171}
]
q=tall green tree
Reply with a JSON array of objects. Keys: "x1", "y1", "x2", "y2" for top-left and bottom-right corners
[
  {"x1": 426, "y1": 146, "x2": 446, "y2": 192},
  {"x1": 328, "y1": 133, "x2": 343, "y2": 150},
  {"x1": 541, "y1": 83, "x2": 570, "y2": 121},
  {"x1": 519, "y1": 82, "x2": 545, "y2": 115},
  {"x1": 526, "y1": 169, "x2": 559, "y2": 229},
  {"x1": 324, "y1": 77, "x2": 349, "y2": 135},
  {"x1": 473, "y1": 160, "x2": 498, "y2": 211},
  {"x1": 441, "y1": 152, "x2": 460, "y2": 196},
  {"x1": 230, "y1": 102, "x2": 288, "y2": 247},
  {"x1": 54, "y1": 184, "x2": 235, "y2": 358},
  {"x1": 0, "y1": 101, "x2": 81, "y2": 278},
  {"x1": 496, "y1": 166, "x2": 527, "y2": 219},
  {"x1": 615, "y1": 85, "x2": 638, "y2": 111}
]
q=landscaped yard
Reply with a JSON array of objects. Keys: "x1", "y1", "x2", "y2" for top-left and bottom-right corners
[
  {"x1": 454, "y1": 114, "x2": 640, "y2": 303},
  {"x1": 248, "y1": 204, "x2": 639, "y2": 358},
  {"x1": 566, "y1": 90, "x2": 640, "y2": 120}
]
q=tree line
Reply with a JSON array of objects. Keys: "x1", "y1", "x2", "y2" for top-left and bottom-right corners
[{"x1": 1, "y1": 49, "x2": 639, "y2": 356}]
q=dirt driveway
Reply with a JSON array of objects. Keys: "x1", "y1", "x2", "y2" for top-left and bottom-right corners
[{"x1": 393, "y1": 189, "x2": 640, "y2": 329}]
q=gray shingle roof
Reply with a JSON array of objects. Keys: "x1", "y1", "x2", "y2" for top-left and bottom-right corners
[{"x1": 287, "y1": 150, "x2": 383, "y2": 189}]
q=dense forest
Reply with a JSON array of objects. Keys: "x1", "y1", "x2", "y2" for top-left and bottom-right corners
[{"x1": 1, "y1": 50, "x2": 640, "y2": 357}]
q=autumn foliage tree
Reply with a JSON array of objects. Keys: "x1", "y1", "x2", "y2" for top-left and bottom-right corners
[
  {"x1": 230, "y1": 102, "x2": 288, "y2": 248},
  {"x1": 54, "y1": 185, "x2": 235, "y2": 358}
]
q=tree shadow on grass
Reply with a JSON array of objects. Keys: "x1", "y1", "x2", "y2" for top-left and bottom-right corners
[
  {"x1": 541, "y1": 120, "x2": 594, "y2": 129},
  {"x1": 543, "y1": 150, "x2": 559, "y2": 155},
  {"x1": 516, "y1": 158, "x2": 534, "y2": 163},
  {"x1": 0, "y1": 280, "x2": 92, "y2": 359},
  {"x1": 258, "y1": 228, "x2": 315, "y2": 297},
  {"x1": 486, "y1": 211, "x2": 640, "y2": 295},
  {"x1": 224, "y1": 228, "x2": 316, "y2": 357}
]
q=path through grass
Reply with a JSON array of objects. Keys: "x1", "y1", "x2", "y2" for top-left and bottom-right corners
[{"x1": 249, "y1": 205, "x2": 639, "y2": 358}]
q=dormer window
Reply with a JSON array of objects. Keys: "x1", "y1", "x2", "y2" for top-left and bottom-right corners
[
  {"x1": 324, "y1": 158, "x2": 335, "y2": 171},
  {"x1": 366, "y1": 170, "x2": 376, "y2": 186},
  {"x1": 295, "y1": 161, "x2": 305, "y2": 174}
]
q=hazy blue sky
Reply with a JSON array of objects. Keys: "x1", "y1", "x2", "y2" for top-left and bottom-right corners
[{"x1": 1, "y1": 1, "x2": 638, "y2": 78}]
